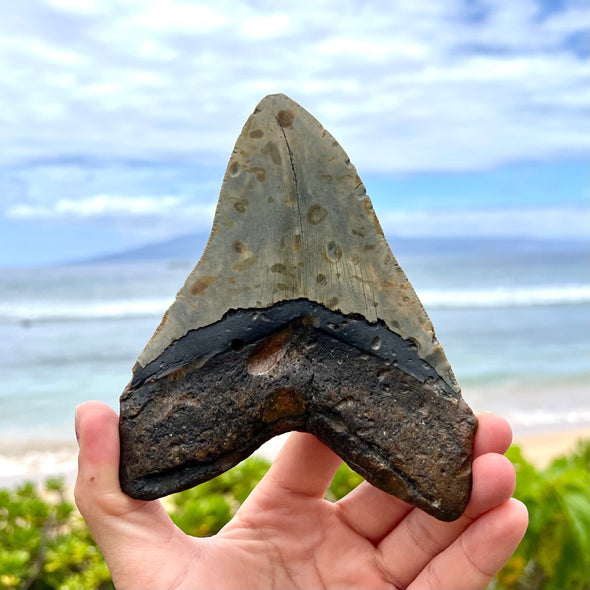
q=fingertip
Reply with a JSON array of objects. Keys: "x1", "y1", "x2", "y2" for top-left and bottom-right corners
[
  {"x1": 478, "y1": 452, "x2": 516, "y2": 491},
  {"x1": 466, "y1": 453, "x2": 516, "y2": 519},
  {"x1": 75, "y1": 400, "x2": 118, "y2": 430},
  {"x1": 76, "y1": 401, "x2": 120, "y2": 465},
  {"x1": 264, "y1": 432, "x2": 342, "y2": 498},
  {"x1": 485, "y1": 498, "x2": 529, "y2": 558},
  {"x1": 75, "y1": 401, "x2": 123, "y2": 515},
  {"x1": 508, "y1": 498, "x2": 529, "y2": 538},
  {"x1": 455, "y1": 498, "x2": 529, "y2": 587},
  {"x1": 473, "y1": 412, "x2": 513, "y2": 457},
  {"x1": 76, "y1": 400, "x2": 118, "y2": 421}
]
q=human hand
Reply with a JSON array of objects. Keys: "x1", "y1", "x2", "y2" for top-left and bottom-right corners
[{"x1": 75, "y1": 401, "x2": 527, "y2": 589}]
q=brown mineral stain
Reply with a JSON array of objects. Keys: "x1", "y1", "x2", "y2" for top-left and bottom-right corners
[
  {"x1": 306, "y1": 204, "x2": 328, "y2": 225},
  {"x1": 326, "y1": 296, "x2": 340, "y2": 307},
  {"x1": 270, "y1": 263, "x2": 293, "y2": 277},
  {"x1": 262, "y1": 387, "x2": 306, "y2": 423},
  {"x1": 232, "y1": 256, "x2": 257, "y2": 271},
  {"x1": 263, "y1": 141, "x2": 282, "y2": 166},
  {"x1": 219, "y1": 214, "x2": 235, "y2": 228},
  {"x1": 190, "y1": 275, "x2": 215, "y2": 296},
  {"x1": 247, "y1": 167, "x2": 266, "y2": 182},
  {"x1": 233, "y1": 199, "x2": 249, "y2": 213},
  {"x1": 277, "y1": 109, "x2": 295, "y2": 128},
  {"x1": 232, "y1": 240, "x2": 246, "y2": 254},
  {"x1": 316, "y1": 273, "x2": 327, "y2": 286},
  {"x1": 293, "y1": 234, "x2": 302, "y2": 251},
  {"x1": 302, "y1": 315, "x2": 320, "y2": 328},
  {"x1": 249, "y1": 129, "x2": 264, "y2": 139}
]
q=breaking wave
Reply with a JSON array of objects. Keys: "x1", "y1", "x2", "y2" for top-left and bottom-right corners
[
  {"x1": 0, "y1": 300, "x2": 171, "y2": 324},
  {"x1": 507, "y1": 408, "x2": 590, "y2": 429},
  {"x1": 420, "y1": 284, "x2": 590, "y2": 309},
  {"x1": 0, "y1": 284, "x2": 588, "y2": 324}
]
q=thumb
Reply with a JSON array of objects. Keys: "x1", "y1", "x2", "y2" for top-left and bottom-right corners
[
  {"x1": 74, "y1": 401, "x2": 180, "y2": 580},
  {"x1": 75, "y1": 401, "x2": 129, "y2": 512}
]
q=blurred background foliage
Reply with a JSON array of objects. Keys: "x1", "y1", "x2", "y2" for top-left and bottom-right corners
[
  {"x1": 492, "y1": 440, "x2": 590, "y2": 590},
  {"x1": 1, "y1": 441, "x2": 588, "y2": 590}
]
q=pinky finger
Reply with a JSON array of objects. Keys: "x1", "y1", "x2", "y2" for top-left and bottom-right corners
[{"x1": 408, "y1": 499, "x2": 528, "y2": 590}]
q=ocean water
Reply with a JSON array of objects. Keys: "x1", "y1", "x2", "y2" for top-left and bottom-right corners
[{"x1": 0, "y1": 236, "x2": 588, "y2": 453}]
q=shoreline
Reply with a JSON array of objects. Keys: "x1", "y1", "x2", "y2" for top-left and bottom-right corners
[
  {"x1": 514, "y1": 427, "x2": 590, "y2": 468},
  {"x1": 1, "y1": 425, "x2": 588, "y2": 491}
]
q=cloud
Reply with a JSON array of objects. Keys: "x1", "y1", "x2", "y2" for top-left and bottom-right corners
[
  {"x1": 1, "y1": 0, "x2": 588, "y2": 265},
  {"x1": 6, "y1": 192, "x2": 217, "y2": 239},
  {"x1": 0, "y1": 0, "x2": 587, "y2": 174},
  {"x1": 379, "y1": 205, "x2": 590, "y2": 240},
  {"x1": 7, "y1": 194, "x2": 183, "y2": 218}
]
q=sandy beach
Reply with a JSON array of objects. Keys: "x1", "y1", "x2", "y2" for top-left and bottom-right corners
[
  {"x1": 514, "y1": 427, "x2": 590, "y2": 469},
  {"x1": 0, "y1": 439, "x2": 79, "y2": 489},
  {"x1": 1, "y1": 425, "x2": 588, "y2": 492}
]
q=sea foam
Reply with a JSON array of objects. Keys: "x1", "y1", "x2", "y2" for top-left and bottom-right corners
[
  {"x1": 0, "y1": 299, "x2": 172, "y2": 324},
  {"x1": 1, "y1": 284, "x2": 588, "y2": 323},
  {"x1": 420, "y1": 284, "x2": 590, "y2": 309}
]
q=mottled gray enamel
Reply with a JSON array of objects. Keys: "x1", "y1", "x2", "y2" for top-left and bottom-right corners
[{"x1": 134, "y1": 93, "x2": 459, "y2": 393}]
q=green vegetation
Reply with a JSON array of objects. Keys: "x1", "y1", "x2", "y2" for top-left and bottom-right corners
[
  {"x1": 168, "y1": 456, "x2": 271, "y2": 537},
  {"x1": 0, "y1": 478, "x2": 112, "y2": 590},
  {"x1": 1, "y1": 441, "x2": 588, "y2": 590},
  {"x1": 493, "y1": 439, "x2": 590, "y2": 590}
]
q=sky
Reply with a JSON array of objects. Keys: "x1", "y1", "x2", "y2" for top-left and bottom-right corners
[{"x1": 0, "y1": 0, "x2": 588, "y2": 267}]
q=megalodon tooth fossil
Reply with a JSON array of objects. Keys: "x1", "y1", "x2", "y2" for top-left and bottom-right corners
[{"x1": 119, "y1": 94, "x2": 478, "y2": 521}]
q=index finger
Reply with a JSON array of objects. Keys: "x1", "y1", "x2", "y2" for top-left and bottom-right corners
[{"x1": 335, "y1": 412, "x2": 514, "y2": 544}]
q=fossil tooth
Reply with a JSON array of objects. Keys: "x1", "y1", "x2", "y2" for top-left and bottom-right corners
[{"x1": 119, "y1": 94, "x2": 477, "y2": 521}]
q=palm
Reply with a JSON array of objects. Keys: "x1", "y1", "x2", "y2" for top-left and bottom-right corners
[
  {"x1": 219, "y1": 487, "x2": 392, "y2": 589},
  {"x1": 75, "y1": 404, "x2": 527, "y2": 590}
]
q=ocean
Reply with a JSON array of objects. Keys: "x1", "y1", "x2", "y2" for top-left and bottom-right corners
[{"x1": 0, "y1": 236, "x2": 589, "y2": 483}]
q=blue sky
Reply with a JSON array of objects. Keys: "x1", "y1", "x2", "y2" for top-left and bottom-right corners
[{"x1": 0, "y1": 0, "x2": 588, "y2": 267}]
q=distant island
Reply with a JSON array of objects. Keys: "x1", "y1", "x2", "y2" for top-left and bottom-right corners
[{"x1": 85, "y1": 232, "x2": 589, "y2": 266}]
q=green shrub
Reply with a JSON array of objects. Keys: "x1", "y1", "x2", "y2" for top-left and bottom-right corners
[
  {"x1": 325, "y1": 462, "x2": 364, "y2": 501},
  {"x1": 1, "y1": 441, "x2": 588, "y2": 589},
  {"x1": 0, "y1": 478, "x2": 113, "y2": 590},
  {"x1": 168, "y1": 456, "x2": 270, "y2": 536},
  {"x1": 494, "y1": 439, "x2": 590, "y2": 590}
]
